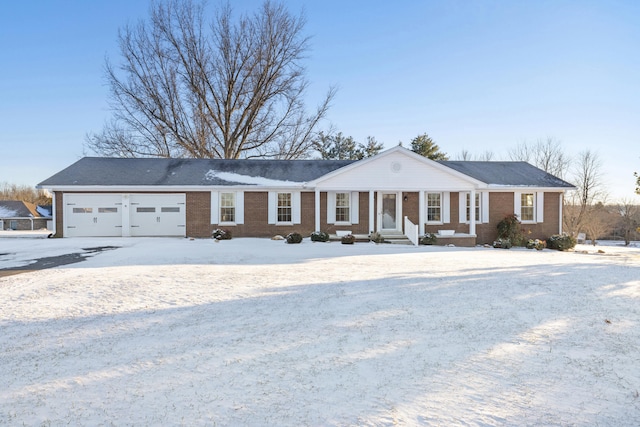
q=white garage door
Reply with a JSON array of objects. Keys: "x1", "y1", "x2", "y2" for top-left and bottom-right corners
[
  {"x1": 129, "y1": 194, "x2": 186, "y2": 237},
  {"x1": 64, "y1": 193, "x2": 186, "y2": 237},
  {"x1": 64, "y1": 194, "x2": 123, "y2": 237}
]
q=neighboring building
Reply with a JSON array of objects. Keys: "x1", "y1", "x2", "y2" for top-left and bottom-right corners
[
  {"x1": 0, "y1": 200, "x2": 52, "y2": 231},
  {"x1": 37, "y1": 146, "x2": 575, "y2": 245}
]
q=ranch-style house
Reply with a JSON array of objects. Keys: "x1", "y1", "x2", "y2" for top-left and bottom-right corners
[{"x1": 38, "y1": 146, "x2": 575, "y2": 245}]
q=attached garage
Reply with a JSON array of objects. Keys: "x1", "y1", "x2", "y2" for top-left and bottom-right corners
[{"x1": 64, "y1": 194, "x2": 186, "y2": 237}]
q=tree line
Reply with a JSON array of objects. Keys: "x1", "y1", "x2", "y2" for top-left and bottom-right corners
[{"x1": 0, "y1": 183, "x2": 51, "y2": 205}]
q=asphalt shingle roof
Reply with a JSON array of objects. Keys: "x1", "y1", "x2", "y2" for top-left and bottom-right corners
[
  {"x1": 38, "y1": 156, "x2": 575, "y2": 189},
  {"x1": 38, "y1": 157, "x2": 357, "y2": 187},
  {"x1": 0, "y1": 201, "x2": 42, "y2": 218},
  {"x1": 438, "y1": 161, "x2": 575, "y2": 188}
]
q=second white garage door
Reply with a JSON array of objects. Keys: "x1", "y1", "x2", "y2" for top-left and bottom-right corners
[{"x1": 129, "y1": 194, "x2": 186, "y2": 237}]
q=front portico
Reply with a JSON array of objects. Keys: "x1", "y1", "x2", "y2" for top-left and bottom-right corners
[{"x1": 309, "y1": 146, "x2": 485, "y2": 242}]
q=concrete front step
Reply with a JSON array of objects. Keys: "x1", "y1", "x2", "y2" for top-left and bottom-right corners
[{"x1": 328, "y1": 233, "x2": 413, "y2": 244}]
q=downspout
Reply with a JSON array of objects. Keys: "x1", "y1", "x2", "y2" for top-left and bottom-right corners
[
  {"x1": 559, "y1": 192, "x2": 563, "y2": 235},
  {"x1": 314, "y1": 189, "x2": 320, "y2": 232},
  {"x1": 51, "y1": 191, "x2": 57, "y2": 237}
]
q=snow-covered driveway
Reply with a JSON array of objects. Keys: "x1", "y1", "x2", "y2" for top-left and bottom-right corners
[{"x1": 1, "y1": 238, "x2": 639, "y2": 426}]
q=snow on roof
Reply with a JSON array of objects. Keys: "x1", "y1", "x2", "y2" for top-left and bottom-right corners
[
  {"x1": 36, "y1": 206, "x2": 52, "y2": 217},
  {"x1": 0, "y1": 201, "x2": 42, "y2": 218},
  {"x1": 0, "y1": 207, "x2": 18, "y2": 217},
  {"x1": 205, "y1": 169, "x2": 303, "y2": 186},
  {"x1": 38, "y1": 157, "x2": 355, "y2": 187}
]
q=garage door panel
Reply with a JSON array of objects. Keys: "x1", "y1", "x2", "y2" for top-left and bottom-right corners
[
  {"x1": 130, "y1": 194, "x2": 186, "y2": 237},
  {"x1": 64, "y1": 194, "x2": 123, "y2": 237}
]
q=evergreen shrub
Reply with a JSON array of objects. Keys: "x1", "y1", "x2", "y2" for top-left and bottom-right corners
[
  {"x1": 212, "y1": 229, "x2": 232, "y2": 240},
  {"x1": 310, "y1": 231, "x2": 330, "y2": 242},
  {"x1": 286, "y1": 232, "x2": 303, "y2": 244},
  {"x1": 420, "y1": 233, "x2": 438, "y2": 245},
  {"x1": 547, "y1": 234, "x2": 576, "y2": 251}
]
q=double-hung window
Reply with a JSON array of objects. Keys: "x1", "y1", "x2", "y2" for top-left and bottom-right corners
[
  {"x1": 520, "y1": 193, "x2": 535, "y2": 222},
  {"x1": 211, "y1": 191, "x2": 243, "y2": 225},
  {"x1": 466, "y1": 192, "x2": 481, "y2": 222},
  {"x1": 220, "y1": 192, "x2": 235, "y2": 223},
  {"x1": 427, "y1": 193, "x2": 442, "y2": 222},
  {"x1": 277, "y1": 192, "x2": 292, "y2": 223},
  {"x1": 335, "y1": 193, "x2": 350, "y2": 223}
]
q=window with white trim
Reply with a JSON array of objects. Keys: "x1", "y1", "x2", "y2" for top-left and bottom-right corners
[
  {"x1": 466, "y1": 192, "x2": 481, "y2": 222},
  {"x1": 277, "y1": 192, "x2": 292, "y2": 223},
  {"x1": 427, "y1": 193, "x2": 442, "y2": 222},
  {"x1": 520, "y1": 193, "x2": 535, "y2": 221},
  {"x1": 220, "y1": 192, "x2": 235, "y2": 223},
  {"x1": 335, "y1": 192, "x2": 350, "y2": 223}
]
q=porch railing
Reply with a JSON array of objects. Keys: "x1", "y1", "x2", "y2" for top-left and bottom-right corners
[{"x1": 404, "y1": 216, "x2": 419, "y2": 246}]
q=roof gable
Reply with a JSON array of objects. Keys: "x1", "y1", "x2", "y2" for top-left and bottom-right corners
[{"x1": 308, "y1": 146, "x2": 484, "y2": 190}]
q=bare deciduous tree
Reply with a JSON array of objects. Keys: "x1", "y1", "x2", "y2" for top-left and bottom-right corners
[
  {"x1": 616, "y1": 199, "x2": 639, "y2": 246},
  {"x1": 86, "y1": 0, "x2": 334, "y2": 160},
  {"x1": 0, "y1": 182, "x2": 51, "y2": 205},
  {"x1": 508, "y1": 137, "x2": 570, "y2": 179},
  {"x1": 563, "y1": 149, "x2": 607, "y2": 236},
  {"x1": 453, "y1": 149, "x2": 495, "y2": 161},
  {"x1": 582, "y1": 202, "x2": 612, "y2": 246}
]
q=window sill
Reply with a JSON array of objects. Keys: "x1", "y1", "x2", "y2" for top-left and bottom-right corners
[
  {"x1": 219, "y1": 222, "x2": 237, "y2": 226},
  {"x1": 276, "y1": 222, "x2": 294, "y2": 226}
]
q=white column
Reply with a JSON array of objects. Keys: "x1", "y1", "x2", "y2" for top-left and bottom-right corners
[
  {"x1": 418, "y1": 190, "x2": 425, "y2": 235},
  {"x1": 470, "y1": 189, "x2": 476, "y2": 236},
  {"x1": 315, "y1": 190, "x2": 321, "y2": 232},
  {"x1": 369, "y1": 191, "x2": 375, "y2": 233}
]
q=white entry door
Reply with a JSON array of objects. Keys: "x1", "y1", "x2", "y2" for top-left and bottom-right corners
[
  {"x1": 129, "y1": 194, "x2": 186, "y2": 237},
  {"x1": 64, "y1": 194, "x2": 123, "y2": 237},
  {"x1": 378, "y1": 192, "x2": 401, "y2": 233}
]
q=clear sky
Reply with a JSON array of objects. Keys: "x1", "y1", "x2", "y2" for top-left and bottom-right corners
[{"x1": 1, "y1": 0, "x2": 638, "y2": 201}]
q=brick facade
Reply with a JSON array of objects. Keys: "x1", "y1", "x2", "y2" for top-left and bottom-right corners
[{"x1": 53, "y1": 189, "x2": 565, "y2": 242}]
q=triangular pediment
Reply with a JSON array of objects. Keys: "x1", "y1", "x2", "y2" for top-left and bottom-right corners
[{"x1": 309, "y1": 146, "x2": 484, "y2": 191}]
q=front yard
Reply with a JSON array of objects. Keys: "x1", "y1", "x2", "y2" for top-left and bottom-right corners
[{"x1": 1, "y1": 238, "x2": 639, "y2": 425}]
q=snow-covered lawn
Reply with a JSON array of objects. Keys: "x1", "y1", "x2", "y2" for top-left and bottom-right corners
[{"x1": 1, "y1": 237, "x2": 639, "y2": 426}]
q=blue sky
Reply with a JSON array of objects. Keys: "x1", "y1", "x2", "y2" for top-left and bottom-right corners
[{"x1": 1, "y1": 0, "x2": 638, "y2": 200}]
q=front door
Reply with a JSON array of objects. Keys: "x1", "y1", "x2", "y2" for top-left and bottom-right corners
[{"x1": 378, "y1": 192, "x2": 401, "y2": 232}]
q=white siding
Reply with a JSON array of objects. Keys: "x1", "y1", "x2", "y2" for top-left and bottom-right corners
[{"x1": 315, "y1": 151, "x2": 475, "y2": 191}]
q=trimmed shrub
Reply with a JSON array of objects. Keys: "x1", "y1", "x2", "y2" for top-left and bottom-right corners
[
  {"x1": 369, "y1": 232, "x2": 385, "y2": 244},
  {"x1": 420, "y1": 233, "x2": 438, "y2": 245},
  {"x1": 547, "y1": 234, "x2": 576, "y2": 251},
  {"x1": 493, "y1": 238, "x2": 512, "y2": 249},
  {"x1": 285, "y1": 232, "x2": 303, "y2": 244},
  {"x1": 310, "y1": 231, "x2": 330, "y2": 242},
  {"x1": 526, "y1": 239, "x2": 546, "y2": 250},
  {"x1": 341, "y1": 234, "x2": 355, "y2": 244},
  {"x1": 212, "y1": 228, "x2": 232, "y2": 240}
]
